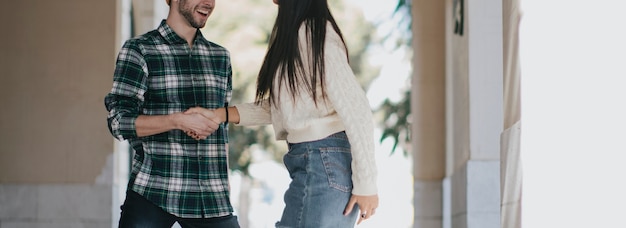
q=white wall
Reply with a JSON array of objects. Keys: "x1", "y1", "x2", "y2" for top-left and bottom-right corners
[{"x1": 520, "y1": 0, "x2": 626, "y2": 227}]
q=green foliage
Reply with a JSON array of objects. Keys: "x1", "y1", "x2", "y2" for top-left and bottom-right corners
[
  {"x1": 376, "y1": 0, "x2": 413, "y2": 155},
  {"x1": 201, "y1": 0, "x2": 378, "y2": 174},
  {"x1": 378, "y1": 90, "x2": 411, "y2": 156}
]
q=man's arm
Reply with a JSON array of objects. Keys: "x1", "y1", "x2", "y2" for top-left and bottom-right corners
[
  {"x1": 136, "y1": 112, "x2": 220, "y2": 138},
  {"x1": 105, "y1": 40, "x2": 149, "y2": 140},
  {"x1": 105, "y1": 40, "x2": 219, "y2": 140},
  {"x1": 135, "y1": 115, "x2": 177, "y2": 137}
]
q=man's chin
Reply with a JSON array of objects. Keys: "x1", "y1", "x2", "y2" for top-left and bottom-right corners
[
  {"x1": 192, "y1": 20, "x2": 207, "y2": 29},
  {"x1": 191, "y1": 20, "x2": 206, "y2": 29}
]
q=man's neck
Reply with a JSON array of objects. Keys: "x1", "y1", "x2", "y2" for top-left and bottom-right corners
[{"x1": 165, "y1": 16, "x2": 196, "y2": 48}]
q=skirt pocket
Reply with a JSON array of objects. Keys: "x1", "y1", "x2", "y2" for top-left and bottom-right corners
[{"x1": 319, "y1": 146, "x2": 353, "y2": 192}]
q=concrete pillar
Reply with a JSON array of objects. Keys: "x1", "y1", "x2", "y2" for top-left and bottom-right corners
[
  {"x1": 0, "y1": 0, "x2": 120, "y2": 227},
  {"x1": 501, "y1": 0, "x2": 522, "y2": 227},
  {"x1": 466, "y1": 0, "x2": 504, "y2": 224},
  {"x1": 443, "y1": 0, "x2": 503, "y2": 227},
  {"x1": 411, "y1": 0, "x2": 447, "y2": 227}
]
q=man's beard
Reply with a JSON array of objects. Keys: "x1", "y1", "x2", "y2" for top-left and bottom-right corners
[{"x1": 179, "y1": 0, "x2": 206, "y2": 28}]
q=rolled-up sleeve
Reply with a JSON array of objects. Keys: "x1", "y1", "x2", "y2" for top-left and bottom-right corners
[{"x1": 104, "y1": 40, "x2": 148, "y2": 141}]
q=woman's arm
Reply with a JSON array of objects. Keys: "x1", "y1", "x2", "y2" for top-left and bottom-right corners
[
  {"x1": 233, "y1": 100, "x2": 272, "y2": 126},
  {"x1": 185, "y1": 99, "x2": 272, "y2": 126},
  {"x1": 323, "y1": 27, "x2": 378, "y2": 196}
]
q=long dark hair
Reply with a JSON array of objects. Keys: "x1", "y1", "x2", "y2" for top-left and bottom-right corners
[{"x1": 255, "y1": 0, "x2": 348, "y2": 106}]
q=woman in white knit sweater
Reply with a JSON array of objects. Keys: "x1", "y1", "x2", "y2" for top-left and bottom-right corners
[{"x1": 187, "y1": 0, "x2": 378, "y2": 226}]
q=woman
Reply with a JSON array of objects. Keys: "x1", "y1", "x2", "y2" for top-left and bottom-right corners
[{"x1": 187, "y1": 0, "x2": 378, "y2": 226}]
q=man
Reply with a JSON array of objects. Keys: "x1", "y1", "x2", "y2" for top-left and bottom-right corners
[{"x1": 104, "y1": 0, "x2": 239, "y2": 227}]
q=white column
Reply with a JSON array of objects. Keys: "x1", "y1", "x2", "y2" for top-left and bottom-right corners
[
  {"x1": 501, "y1": 0, "x2": 522, "y2": 228},
  {"x1": 412, "y1": 0, "x2": 446, "y2": 227},
  {"x1": 466, "y1": 0, "x2": 503, "y2": 224},
  {"x1": 445, "y1": 0, "x2": 504, "y2": 227}
]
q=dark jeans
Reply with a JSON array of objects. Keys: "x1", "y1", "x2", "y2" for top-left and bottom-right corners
[{"x1": 118, "y1": 190, "x2": 240, "y2": 228}]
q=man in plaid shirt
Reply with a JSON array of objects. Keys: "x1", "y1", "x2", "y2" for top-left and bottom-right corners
[{"x1": 104, "y1": 0, "x2": 240, "y2": 227}]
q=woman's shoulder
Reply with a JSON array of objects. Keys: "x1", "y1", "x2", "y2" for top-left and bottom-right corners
[{"x1": 325, "y1": 22, "x2": 342, "y2": 42}]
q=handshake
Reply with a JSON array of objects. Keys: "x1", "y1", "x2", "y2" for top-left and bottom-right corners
[{"x1": 181, "y1": 107, "x2": 224, "y2": 140}]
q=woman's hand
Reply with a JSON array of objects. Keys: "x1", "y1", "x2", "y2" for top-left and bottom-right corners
[{"x1": 344, "y1": 194, "x2": 379, "y2": 225}]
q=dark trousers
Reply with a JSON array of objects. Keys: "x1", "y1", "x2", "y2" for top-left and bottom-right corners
[{"x1": 118, "y1": 190, "x2": 240, "y2": 228}]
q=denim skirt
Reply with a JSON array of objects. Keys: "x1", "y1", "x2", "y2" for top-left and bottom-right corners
[{"x1": 275, "y1": 131, "x2": 359, "y2": 228}]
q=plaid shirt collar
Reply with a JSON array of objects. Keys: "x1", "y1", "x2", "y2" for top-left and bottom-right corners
[{"x1": 157, "y1": 19, "x2": 206, "y2": 46}]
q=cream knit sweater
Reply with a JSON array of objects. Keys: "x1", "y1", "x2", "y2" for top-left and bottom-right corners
[{"x1": 235, "y1": 24, "x2": 378, "y2": 196}]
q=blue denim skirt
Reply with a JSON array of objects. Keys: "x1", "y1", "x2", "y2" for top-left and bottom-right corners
[{"x1": 275, "y1": 131, "x2": 359, "y2": 228}]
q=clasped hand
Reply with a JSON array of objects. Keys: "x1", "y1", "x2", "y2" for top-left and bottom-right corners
[{"x1": 181, "y1": 107, "x2": 220, "y2": 140}]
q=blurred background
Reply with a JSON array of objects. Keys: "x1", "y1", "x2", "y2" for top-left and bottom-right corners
[
  {"x1": 1, "y1": 0, "x2": 625, "y2": 228},
  {"x1": 165, "y1": 1, "x2": 415, "y2": 227}
]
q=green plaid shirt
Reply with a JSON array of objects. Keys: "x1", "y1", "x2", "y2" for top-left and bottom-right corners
[{"x1": 105, "y1": 20, "x2": 233, "y2": 218}]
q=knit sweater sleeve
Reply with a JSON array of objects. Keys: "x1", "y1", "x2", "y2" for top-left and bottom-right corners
[
  {"x1": 323, "y1": 28, "x2": 378, "y2": 196},
  {"x1": 235, "y1": 99, "x2": 272, "y2": 126}
]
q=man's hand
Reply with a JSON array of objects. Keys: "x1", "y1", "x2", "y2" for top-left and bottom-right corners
[
  {"x1": 343, "y1": 194, "x2": 379, "y2": 225},
  {"x1": 185, "y1": 107, "x2": 221, "y2": 121},
  {"x1": 176, "y1": 109, "x2": 220, "y2": 140},
  {"x1": 182, "y1": 107, "x2": 221, "y2": 140}
]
